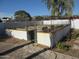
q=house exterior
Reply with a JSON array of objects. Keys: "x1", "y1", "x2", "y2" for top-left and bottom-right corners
[{"x1": 1, "y1": 17, "x2": 12, "y2": 23}]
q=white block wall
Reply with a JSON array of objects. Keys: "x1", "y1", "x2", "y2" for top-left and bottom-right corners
[
  {"x1": 37, "y1": 25, "x2": 70, "y2": 47},
  {"x1": 6, "y1": 29, "x2": 28, "y2": 40},
  {"x1": 37, "y1": 32, "x2": 51, "y2": 47},
  {"x1": 5, "y1": 19, "x2": 79, "y2": 29},
  {"x1": 43, "y1": 20, "x2": 69, "y2": 25},
  {"x1": 71, "y1": 19, "x2": 79, "y2": 29},
  {"x1": 43, "y1": 19, "x2": 79, "y2": 29}
]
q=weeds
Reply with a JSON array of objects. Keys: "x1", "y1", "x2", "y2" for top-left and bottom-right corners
[{"x1": 56, "y1": 41, "x2": 71, "y2": 51}]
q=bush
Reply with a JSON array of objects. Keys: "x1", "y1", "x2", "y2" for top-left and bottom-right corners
[
  {"x1": 56, "y1": 42, "x2": 64, "y2": 49},
  {"x1": 42, "y1": 27, "x2": 49, "y2": 32},
  {"x1": 55, "y1": 25, "x2": 64, "y2": 28},
  {"x1": 35, "y1": 16, "x2": 44, "y2": 20},
  {"x1": 56, "y1": 41, "x2": 70, "y2": 51},
  {"x1": 76, "y1": 33, "x2": 79, "y2": 38},
  {"x1": 71, "y1": 30, "x2": 79, "y2": 39}
]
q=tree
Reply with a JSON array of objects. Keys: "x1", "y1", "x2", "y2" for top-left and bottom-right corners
[
  {"x1": 43, "y1": 0, "x2": 74, "y2": 16},
  {"x1": 14, "y1": 10, "x2": 32, "y2": 21},
  {"x1": 35, "y1": 16, "x2": 44, "y2": 20}
]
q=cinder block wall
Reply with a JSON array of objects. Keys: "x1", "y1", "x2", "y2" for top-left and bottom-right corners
[
  {"x1": 37, "y1": 32, "x2": 51, "y2": 47},
  {"x1": 6, "y1": 29, "x2": 28, "y2": 40},
  {"x1": 51, "y1": 25, "x2": 70, "y2": 47},
  {"x1": 6, "y1": 25, "x2": 70, "y2": 47},
  {"x1": 71, "y1": 19, "x2": 79, "y2": 29},
  {"x1": 43, "y1": 19, "x2": 79, "y2": 29},
  {"x1": 37, "y1": 25, "x2": 70, "y2": 47}
]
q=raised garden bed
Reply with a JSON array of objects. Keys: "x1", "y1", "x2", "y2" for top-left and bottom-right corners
[
  {"x1": 6, "y1": 24, "x2": 70, "y2": 48},
  {"x1": 7, "y1": 25, "x2": 66, "y2": 32}
]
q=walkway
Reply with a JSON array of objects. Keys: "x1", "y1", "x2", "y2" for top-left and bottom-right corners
[{"x1": 0, "y1": 37, "x2": 78, "y2": 59}]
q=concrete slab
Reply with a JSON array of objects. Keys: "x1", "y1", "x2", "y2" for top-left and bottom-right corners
[{"x1": 0, "y1": 38, "x2": 32, "y2": 54}]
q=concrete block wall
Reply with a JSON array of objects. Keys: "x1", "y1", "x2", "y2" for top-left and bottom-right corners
[
  {"x1": 37, "y1": 32, "x2": 51, "y2": 47},
  {"x1": 6, "y1": 25, "x2": 70, "y2": 47},
  {"x1": 37, "y1": 25, "x2": 70, "y2": 47},
  {"x1": 43, "y1": 19, "x2": 79, "y2": 29},
  {"x1": 43, "y1": 20, "x2": 70, "y2": 25},
  {"x1": 71, "y1": 19, "x2": 79, "y2": 29},
  {"x1": 51, "y1": 25, "x2": 70, "y2": 47},
  {"x1": 6, "y1": 29, "x2": 28, "y2": 40},
  {"x1": 5, "y1": 19, "x2": 79, "y2": 29}
]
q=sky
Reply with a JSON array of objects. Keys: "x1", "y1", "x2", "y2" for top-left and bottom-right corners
[{"x1": 0, "y1": 0, "x2": 79, "y2": 18}]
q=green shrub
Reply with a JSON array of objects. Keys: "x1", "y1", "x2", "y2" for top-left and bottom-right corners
[
  {"x1": 42, "y1": 27, "x2": 49, "y2": 32},
  {"x1": 55, "y1": 25, "x2": 64, "y2": 28},
  {"x1": 56, "y1": 42, "x2": 64, "y2": 49},
  {"x1": 71, "y1": 32, "x2": 79, "y2": 39},
  {"x1": 76, "y1": 33, "x2": 79, "y2": 38},
  {"x1": 56, "y1": 41, "x2": 70, "y2": 51}
]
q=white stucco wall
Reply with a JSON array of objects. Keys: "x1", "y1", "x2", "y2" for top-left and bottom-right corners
[
  {"x1": 6, "y1": 29, "x2": 28, "y2": 40},
  {"x1": 37, "y1": 25, "x2": 70, "y2": 47},
  {"x1": 37, "y1": 32, "x2": 51, "y2": 47},
  {"x1": 5, "y1": 19, "x2": 79, "y2": 29},
  {"x1": 71, "y1": 19, "x2": 79, "y2": 29},
  {"x1": 43, "y1": 19, "x2": 79, "y2": 29},
  {"x1": 6, "y1": 25, "x2": 70, "y2": 47},
  {"x1": 43, "y1": 20, "x2": 70, "y2": 25}
]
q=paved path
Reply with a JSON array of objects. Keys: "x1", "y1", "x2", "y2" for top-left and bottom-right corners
[
  {"x1": 0, "y1": 41, "x2": 55, "y2": 59},
  {"x1": 0, "y1": 38, "x2": 78, "y2": 59}
]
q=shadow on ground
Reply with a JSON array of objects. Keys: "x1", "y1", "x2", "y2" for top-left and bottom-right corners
[
  {"x1": 25, "y1": 48, "x2": 50, "y2": 59},
  {"x1": 0, "y1": 35, "x2": 11, "y2": 42},
  {"x1": 0, "y1": 41, "x2": 34, "y2": 56}
]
